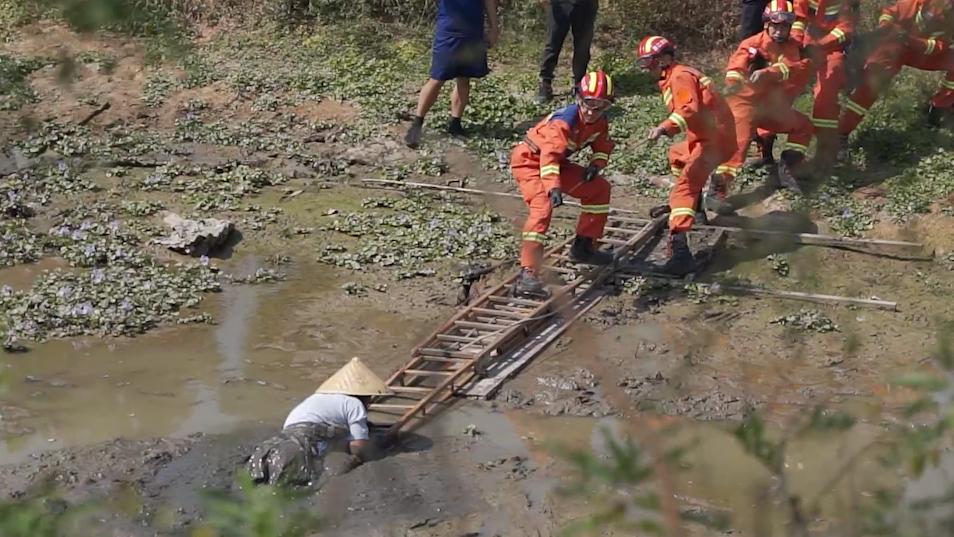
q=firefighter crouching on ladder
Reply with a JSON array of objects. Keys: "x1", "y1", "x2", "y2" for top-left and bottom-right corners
[
  {"x1": 838, "y1": 0, "x2": 954, "y2": 152},
  {"x1": 510, "y1": 70, "x2": 617, "y2": 299},
  {"x1": 709, "y1": 0, "x2": 813, "y2": 212},
  {"x1": 637, "y1": 36, "x2": 737, "y2": 276},
  {"x1": 791, "y1": 0, "x2": 858, "y2": 169}
]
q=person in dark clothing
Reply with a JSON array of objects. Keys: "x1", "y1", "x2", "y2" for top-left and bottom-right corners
[
  {"x1": 740, "y1": 0, "x2": 771, "y2": 38},
  {"x1": 404, "y1": 0, "x2": 500, "y2": 149},
  {"x1": 537, "y1": 0, "x2": 598, "y2": 104}
]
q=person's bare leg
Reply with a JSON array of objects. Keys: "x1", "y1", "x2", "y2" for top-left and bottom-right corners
[
  {"x1": 448, "y1": 77, "x2": 471, "y2": 137},
  {"x1": 405, "y1": 79, "x2": 445, "y2": 148}
]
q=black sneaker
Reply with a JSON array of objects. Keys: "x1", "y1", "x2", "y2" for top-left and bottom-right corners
[
  {"x1": 569, "y1": 236, "x2": 614, "y2": 265},
  {"x1": 536, "y1": 80, "x2": 554, "y2": 104},
  {"x1": 448, "y1": 117, "x2": 468, "y2": 138},
  {"x1": 705, "y1": 173, "x2": 735, "y2": 215},
  {"x1": 777, "y1": 150, "x2": 804, "y2": 194},
  {"x1": 404, "y1": 117, "x2": 423, "y2": 149}
]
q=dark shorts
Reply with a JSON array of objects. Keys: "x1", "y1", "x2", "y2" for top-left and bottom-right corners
[{"x1": 430, "y1": 33, "x2": 490, "y2": 81}]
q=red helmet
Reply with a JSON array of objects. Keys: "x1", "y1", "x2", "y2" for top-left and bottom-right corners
[
  {"x1": 578, "y1": 70, "x2": 615, "y2": 102},
  {"x1": 763, "y1": 0, "x2": 796, "y2": 24},
  {"x1": 636, "y1": 35, "x2": 676, "y2": 62}
]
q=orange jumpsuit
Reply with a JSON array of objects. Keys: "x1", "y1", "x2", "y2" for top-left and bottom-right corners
[
  {"x1": 717, "y1": 31, "x2": 813, "y2": 185},
  {"x1": 792, "y1": 0, "x2": 857, "y2": 133},
  {"x1": 839, "y1": 0, "x2": 954, "y2": 135},
  {"x1": 511, "y1": 104, "x2": 614, "y2": 271},
  {"x1": 657, "y1": 64, "x2": 736, "y2": 232}
]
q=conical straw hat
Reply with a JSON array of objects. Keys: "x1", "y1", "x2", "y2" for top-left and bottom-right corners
[{"x1": 315, "y1": 357, "x2": 391, "y2": 396}]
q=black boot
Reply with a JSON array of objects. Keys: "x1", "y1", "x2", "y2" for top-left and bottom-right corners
[
  {"x1": 404, "y1": 116, "x2": 424, "y2": 149},
  {"x1": 705, "y1": 173, "x2": 735, "y2": 215},
  {"x1": 927, "y1": 104, "x2": 946, "y2": 128},
  {"x1": 448, "y1": 117, "x2": 468, "y2": 138},
  {"x1": 745, "y1": 135, "x2": 776, "y2": 168},
  {"x1": 657, "y1": 232, "x2": 696, "y2": 277},
  {"x1": 836, "y1": 133, "x2": 851, "y2": 163},
  {"x1": 513, "y1": 267, "x2": 550, "y2": 299},
  {"x1": 777, "y1": 150, "x2": 804, "y2": 194},
  {"x1": 536, "y1": 79, "x2": 554, "y2": 104},
  {"x1": 569, "y1": 236, "x2": 614, "y2": 265}
]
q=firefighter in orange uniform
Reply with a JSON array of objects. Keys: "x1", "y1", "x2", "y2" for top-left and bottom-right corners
[
  {"x1": 709, "y1": 0, "x2": 813, "y2": 211},
  {"x1": 791, "y1": 0, "x2": 858, "y2": 166},
  {"x1": 839, "y1": 0, "x2": 954, "y2": 146},
  {"x1": 510, "y1": 70, "x2": 616, "y2": 298},
  {"x1": 637, "y1": 36, "x2": 737, "y2": 276}
]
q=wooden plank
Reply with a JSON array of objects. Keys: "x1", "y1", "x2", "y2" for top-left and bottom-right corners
[
  {"x1": 543, "y1": 264, "x2": 578, "y2": 275},
  {"x1": 722, "y1": 285, "x2": 898, "y2": 311},
  {"x1": 369, "y1": 403, "x2": 416, "y2": 410}
]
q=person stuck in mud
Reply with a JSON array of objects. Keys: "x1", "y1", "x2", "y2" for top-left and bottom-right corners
[
  {"x1": 510, "y1": 70, "x2": 617, "y2": 299},
  {"x1": 246, "y1": 357, "x2": 391, "y2": 486}
]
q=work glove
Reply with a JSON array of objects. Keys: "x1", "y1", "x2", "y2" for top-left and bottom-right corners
[
  {"x1": 647, "y1": 125, "x2": 668, "y2": 141},
  {"x1": 649, "y1": 204, "x2": 671, "y2": 218},
  {"x1": 548, "y1": 188, "x2": 563, "y2": 208},
  {"x1": 749, "y1": 68, "x2": 770, "y2": 84},
  {"x1": 583, "y1": 164, "x2": 600, "y2": 182}
]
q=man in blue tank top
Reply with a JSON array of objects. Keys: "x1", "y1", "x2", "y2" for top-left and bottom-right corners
[{"x1": 405, "y1": 0, "x2": 500, "y2": 148}]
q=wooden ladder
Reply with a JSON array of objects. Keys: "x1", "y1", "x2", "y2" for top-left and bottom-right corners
[{"x1": 369, "y1": 214, "x2": 667, "y2": 436}]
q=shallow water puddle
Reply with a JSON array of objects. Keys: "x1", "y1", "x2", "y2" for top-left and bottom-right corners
[{"x1": 0, "y1": 260, "x2": 435, "y2": 464}]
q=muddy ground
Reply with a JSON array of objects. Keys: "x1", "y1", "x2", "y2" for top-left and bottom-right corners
[{"x1": 2, "y1": 21, "x2": 954, "y2": 537}]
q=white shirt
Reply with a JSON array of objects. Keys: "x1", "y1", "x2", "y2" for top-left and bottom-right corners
[{"x1": 283, "y1": 393, "x2": 370, "y2": 442}]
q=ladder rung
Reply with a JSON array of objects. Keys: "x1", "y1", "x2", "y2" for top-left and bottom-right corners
[
  {"x1": 435, "y1": 334, "x2": 485, "y2": 344},
  {"x1": 487, "y1": 295, "x2": 543, "y2": 307},
  {"x1": 419, "y1": 356, "x2": 471, "y2": 364},
  {"x1": 472, "y1": 315, "x2": 517, "y2": 326},
  {"x1": 543, "y1": 264, "x2": 577, "y2": 275},
  {"x1": 455, "y1": 320, "x2": 513, "y2": 331},
  {"x1": 488, "y1": 304, "x2": 535, "y2": 314},
  {"x1": 598, "y1": 237, "x2": 628, "y2": 246},
  {"x1": 470, "y1": 307, "x2": 527, "y2": 319},
  {"x1": 420, "y1": 347, "x2": 480, "y2": 358},
  {"x1": 404, "y1": 369, "x2": 458, "y2": 377},
  {"x1": 604, "y1": 225, "x2": 641, "y2": 234},
  {"x1": 388, "y1": 386, "x2": 432, "y2": 393},
  {"x1": 369, "y1": 403, "x2": 416, "y2": 410}
]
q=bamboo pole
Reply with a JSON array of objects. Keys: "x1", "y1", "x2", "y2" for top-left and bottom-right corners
[{"x1": 358, "y1": 178, "x2": 926, "y2": 253}]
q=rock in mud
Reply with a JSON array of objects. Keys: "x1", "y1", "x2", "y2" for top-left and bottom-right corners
[{"x1": 155, "y1": 213, "x2": 233, "y2": 256}]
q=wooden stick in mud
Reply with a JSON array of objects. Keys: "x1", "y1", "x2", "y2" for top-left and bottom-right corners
[
  {"x1": 359, "y1": 178, "x2": 926, "y2": 252},
  {"x1": 79, "y1": 102, "x2": 111, "y2": 126},
  {"x1": 630, "y1": 274, "x2": 899, "y2": 311},
  {"x1": 722, "y1": 285, "x2": 898, "y2": 311}
]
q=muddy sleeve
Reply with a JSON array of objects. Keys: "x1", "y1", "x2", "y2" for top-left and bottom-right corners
[
  {"x1": 660, "y1": 71, "x2": 701, "y2": 136},
  {"x1": 537, "y1": 120, "x2": 571, "y2": 193},
  {"x1": 588, "y1": 123, "x2": 614, "y2": 168},
  {"x1": 345, "y1": 399, "x2": 370, "y2": 441},
  {"x1": 725, "y1": 44, "x2": 751, "y2": 87}
]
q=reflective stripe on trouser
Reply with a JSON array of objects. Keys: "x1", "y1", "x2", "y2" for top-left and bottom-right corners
[
  {"x1": 668, "y1": 139, "x2": 730, "y2": 233},
  {"x1": 720, "y1": 96, "x2": 812, "y2": 189},
  {"x1": 812, "y1": 50, "x2": 846, "y2": 131},
  {"x1": 840, "y1": 40, "x2": 954, "y2": 134},
  {"x1": 512, "y1": 160, "x2": 611, "y2": 270}
]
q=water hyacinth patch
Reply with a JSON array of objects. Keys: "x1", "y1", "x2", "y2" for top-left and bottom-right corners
[
  {"x1": 46, "y1": 209, "x2": 147, "y2": 267},
  {"x1": 771, "y1": 309, "x2": 840, "y2": 333},
  {"x1": 0, "y1": 262, "x2": 221, "y2": 342},
  {"x1": 318, "y1": 195, "x2": 516, "y2": 273},
  {"x1": 0, "y1": 221, "x2": 42, "y2": 266}
]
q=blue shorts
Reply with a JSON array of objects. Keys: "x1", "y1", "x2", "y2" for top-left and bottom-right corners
[{"x1": 429, "y1": 33, "x2": 489, "y2": 81}]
